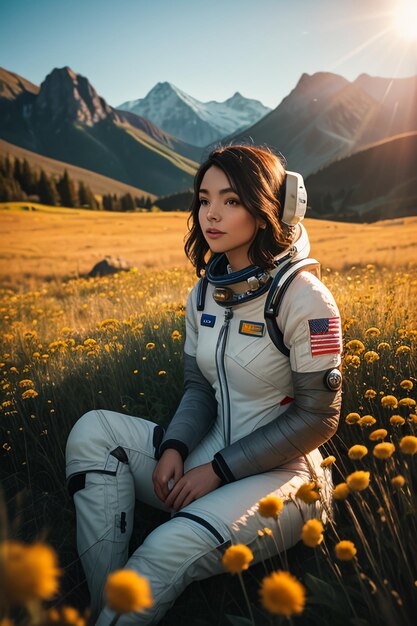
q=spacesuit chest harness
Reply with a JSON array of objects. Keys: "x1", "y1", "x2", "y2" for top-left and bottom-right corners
[{"x1": 196, "y1": 250, "x2": 321, "y2": 357}]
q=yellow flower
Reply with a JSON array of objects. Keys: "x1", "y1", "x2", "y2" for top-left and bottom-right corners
[
  {"x1": 395, "y1": 345, "x2": 411, "y2": 356},
  {"x1": 83, "y1": 338, "x2": 97, "y2": 347},
  {"x1": 358, "y1": 415, "x2": 376, "y2": 427},
  {"x1": 320, "y1": 455, "x2": 336, "y2": 468},
  {"x1": 345, "y1": 355, "x2": 361, "y2": 368},
  {"x1": 345, "y1": 412, "x2": 360, "y2": 425},
  {"x1": 60, "y1": 606, "x2": 83, "y2": 625},
  {"x1": 295, "y1": 482, "x2": 320, "y2": 504},
  {"x1": 345, "y1": 340, "x2": 365, "y2": 354},
  {"x1": 301, "y1": 519, "x2": 324, "y2": 548},
  {"x1": 21, "y1": 389, "x2": 38, "y2": 400},
  {"x1": 364, "y1": 389, "x2": 377, "y2": 399},
  {"x1": 18, "y1": 379, "x2": 35, "y2": 388},
  {"x1": 335, "y1": 540, "x2": 357, "y2": 561},
  {"x1": 258, "y1": 495, "x2": 284, "y2": 518},
  {"x1": 145, "y1": 342, "x2": 155, "y2": 350},
  {"x1": 259, "y1": 571, "x2": 306, "y2": 616},
  {"x1": 400, "y1": 380, "x2": 413, "y2": 390},
  {"x1": 390, "y1": 415, "x2": 405, "y2": 426},
  {"x1": 364, "y1": 351, "x2": 379, "y2": 364},
  {"x1": 105, "y1": 570, "x2": 153, "y2": 614},
  {"x1": 369, "y1": 428, "x2": 388, "y2": 441},
  {"x1": 399, "y1": 435, "x2": 417, "y2": 455},
  {"x1": 348, "y1": 445, "x2": 368, "y2": 460},
  {"x1": 346, "y1": 471, "x2": 370, "y2": 491},
  {"x1": 377, "y1": 342, "x2": 391, "y2": 351},
  {"x1": 333, "y1": 483, "x2": 350, "y2": 500},
  {"x1": 49, "y1": 340, "x2": 68, "y2": 352},
  {"x1": 47, "y1": 607, "x2": 60, "y2": 621},
  {"x1": 381, "y1": 395, "x2": 398, "y2": 409},
  {"x1": 171, "y1": 330, "x2": 182, "y2": 340},
  {"x1": 99, "y1": 318, "x2": 120, "y2": 330},
  {"x1": 373, "y1": 442, "x2": 395, "y2": 460},
  {"x1": 391, "y1": 475, "x2": 406, "y2": 489},
  {"x1": 399, "y1": 397, "x2": 416, "y2": 408},
  {"x1": 222, "y1": 544, "x2": 254, "y2": 574},
  {"x1": 3, "y1": 541, "x2": 61, "y2": 604},
  {"x1": 365, "y1": 327, "x2": 381, "y2": 338}
]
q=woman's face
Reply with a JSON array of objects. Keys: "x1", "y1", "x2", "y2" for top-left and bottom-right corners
[{"x1": 198, "y1": 165, "x2": 261, "y2": 271}]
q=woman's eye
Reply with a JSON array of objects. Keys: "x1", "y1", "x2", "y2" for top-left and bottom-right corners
[
  {"x1": 199, "y1": 198, "x2": 208, "y2": 206},
  {"x1": 226, "y1": 198, "x2": 239, "y2": 205}
]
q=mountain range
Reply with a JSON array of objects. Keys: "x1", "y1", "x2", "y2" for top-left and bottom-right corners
[
  {"x1": 0, "y1": 65, "x2": 416, "y2": 220},
  {"x1": 118, "y1": 82, "x2": 271, "y2": 147}
]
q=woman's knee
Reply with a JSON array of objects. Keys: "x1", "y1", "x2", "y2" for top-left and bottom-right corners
[{"x1": 66, "y1": 410, "x2": 108, "y2": 458}]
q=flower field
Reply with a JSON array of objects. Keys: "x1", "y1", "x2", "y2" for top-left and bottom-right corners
[{"x1": 1, "y1": 263, "x2": 417, "y2": 625}]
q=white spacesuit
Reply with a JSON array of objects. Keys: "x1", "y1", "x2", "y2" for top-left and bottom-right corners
[{"x1": 65, "y1": 221, "x2": 342, "y2": 625}]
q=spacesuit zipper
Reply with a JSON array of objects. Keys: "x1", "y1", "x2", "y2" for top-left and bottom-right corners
[{"x1": 215, "y1": 306, "x2": 233, "y2": 446}]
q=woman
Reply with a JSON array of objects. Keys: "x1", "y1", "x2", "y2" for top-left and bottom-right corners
[{"x1": 66, "y1": 144, "x2": 342, "y2": 625}]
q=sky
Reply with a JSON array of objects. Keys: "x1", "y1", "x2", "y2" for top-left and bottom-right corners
[{"x1": 1, "y1": 0, "x2": 416, "y2": 110}]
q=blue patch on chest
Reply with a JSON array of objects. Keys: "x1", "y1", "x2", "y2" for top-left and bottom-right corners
[{"x1": 201, "y1": 313, "x2": 216, "y2": 328}]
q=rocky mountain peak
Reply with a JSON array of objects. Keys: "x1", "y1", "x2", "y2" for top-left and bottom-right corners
[{"x1": 35, "y1": 66, "x2": 115, "y2": 126}]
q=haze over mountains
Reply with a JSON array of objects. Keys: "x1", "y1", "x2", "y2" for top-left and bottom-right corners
[{"x1": 0, "y1": 64, "x2": 416, "y2": 220}]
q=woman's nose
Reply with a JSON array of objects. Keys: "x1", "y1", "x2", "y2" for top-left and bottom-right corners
[{"x1": 206, "y1": 202, "x2": 220, "y2": 221}]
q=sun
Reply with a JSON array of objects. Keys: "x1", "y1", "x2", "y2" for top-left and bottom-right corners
[{"x1": 394, "y1": 1, "x2": 417, "y2": 40}]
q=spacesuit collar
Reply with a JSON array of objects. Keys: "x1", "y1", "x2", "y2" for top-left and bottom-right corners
[
  {"x1": 205, "y1": 223, "x2": 310, "y2": 305},
  {"x1": 206, "y1": 223, "x2": 310, "y2": 287}
]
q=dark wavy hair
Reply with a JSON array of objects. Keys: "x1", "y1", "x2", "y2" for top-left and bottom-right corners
[{"x1": 184, "y1": 144, "x2": 294, "y2": 276}]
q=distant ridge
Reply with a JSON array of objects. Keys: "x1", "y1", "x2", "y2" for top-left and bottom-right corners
[
  {"x1": 222, "y1": 72, "x2": 417, "y2": 177},
  {"x1": 306, "y1": 131, "x2": 417, "y2": 221}
]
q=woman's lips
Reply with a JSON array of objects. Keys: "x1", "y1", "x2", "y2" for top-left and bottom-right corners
[{"x1": 206, "y1": 230, "x2": 225, "y2": 239}]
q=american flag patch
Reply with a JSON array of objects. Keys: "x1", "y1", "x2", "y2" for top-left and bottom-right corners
[{"x1": 308, "y1": 317, "x2": 342, "y2": 357}]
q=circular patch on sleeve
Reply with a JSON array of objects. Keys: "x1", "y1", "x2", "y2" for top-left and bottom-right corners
[{"x1": 324, "y1": 368, "x2": 342, "y2": 391}]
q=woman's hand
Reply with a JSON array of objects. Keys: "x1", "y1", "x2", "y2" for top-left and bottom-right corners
[
  {"x1": 152, "y1": 449, "x2": 184, "y2": 503},
  {"x1": 164, "y1": 462, "x2": 223, "y2": 512}
]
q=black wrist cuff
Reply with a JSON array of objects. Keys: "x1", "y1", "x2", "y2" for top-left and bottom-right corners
[
  {"x1": 157, "y1": 439, "x2": 189, "y2": 462},
  {"x1": 212, "y1": 453, "x2": 236, "y2": 483}
]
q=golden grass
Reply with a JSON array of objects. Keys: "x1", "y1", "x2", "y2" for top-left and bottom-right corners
[{"x1": 1, "y1": 202, "x2": 416, "y2": 289}]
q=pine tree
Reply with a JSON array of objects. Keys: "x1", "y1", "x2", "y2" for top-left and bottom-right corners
[
  {"x1": 21, "y1": 159, "x2": 37, "y2": 195},
  {"x1": 13, "y1": 158, "x2": 23, "y2": 188},
  {"x1": 120, "y1": 193, "x2": 135, "y2": 212},
  {"x1": 78, "y1": 181, "x2": 97, "y2": 209},
  {"x1": 38, "y1": 170, "x2": 60, "y2": 206},
  {"x1": 4, "y1": 155, "x2": 13, "y2": 178},
  {"x1": 112, "y1": 193, "x2": 120, "y2": 212},
  {"x1": 102, "y1": 194, "x2": 110, "y2": 211},
  {"x1": 0, "y1": 175, "x2": 25, "y2": 201},
  {"x1": 57, "y1": 170, "x2": 78, "y2": 207}
]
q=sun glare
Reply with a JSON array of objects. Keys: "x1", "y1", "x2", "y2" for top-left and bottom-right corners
[{"x1": 394, "y1": 1, "x2": 417, "y2": 40}]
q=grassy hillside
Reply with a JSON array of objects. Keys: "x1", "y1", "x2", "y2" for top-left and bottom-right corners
[
  {"x1": 306, "y1": 132, "x2": 417, "y2": 221},
  {"x1": 0, "y1": 138, "x2": 157, "y2": 201},
  {"x1": 1, "y1": 202, "x2": 417, "y2": 289}
]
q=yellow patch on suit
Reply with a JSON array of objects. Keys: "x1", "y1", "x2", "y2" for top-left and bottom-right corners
[{"x1": 239, "y1": 320, "x2": 265, "y2": 337}]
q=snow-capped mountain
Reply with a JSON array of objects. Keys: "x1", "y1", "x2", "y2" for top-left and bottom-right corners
[{"x1": 117, "y1": 81, "x2": 271, "y2": 147}]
